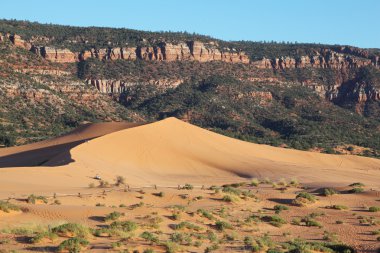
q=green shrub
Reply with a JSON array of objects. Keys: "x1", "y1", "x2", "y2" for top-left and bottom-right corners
[
  {"x1": 292, "y1": 192, "x2": 316, "y2": 206},
  {"x1": 174, "y1": 222, "x2": 202, "y2": 231},
  {"x1": 164, "y1": 241, "x2": 179, "y2": 253},
  {"x1": 262, "y1": 215, "x2": 287, "y2": 227},
  {"x1": 348, "y1": 187, "x2": 364, "y2": 193},
  {"x1": 110, "y1": 221, "x2": 138, "y2": 232},
  {"x1": 52, "y1": 223, "x2": 90, "y2": 238},
  {"x1": 349, "y1": 182, "x2": 365, "y2": 187},
  {"x1": 323, "y1": 188, "x2": 338, "y2": 196},
  {"x1": 222, "y1": 186, "x2": 241, "y2": 195},
  {"x1": 30, "y1": 231, "x2": 58, "y2": 243},
  {"x1": 273, "y1": 204, "x2": 289, "y2": 214},
  {"x1": 327, "y1": 205, "x2": 348, "y2": 210},
  {"x1": 57, "y1": 237, "x2": 89, "y2": 253},
  {"x1": 0, "y1": 201, "x2": 20, "y2": 213},
  {"x1": 215, "y1": 220, "x2": 233, "y2": 231},
  {"x1": 182, "y1": 184, "x2": 194, "y2": 190},
  {"x1": 197, "y1": 209, "x2": 215, "y2": 220},
  {"x1": 104, "y1": 211, "x2": 123, "y2": 221},
  {"x1": 115, "y1": 175, "x2": 126, "y2": 186},
  {"x1": 250, "y1": 178, "x2": 259, "y2": 187},
  {"x1": 369, "y1": 206, "x2": 380, "y2": 212},
  {"x1": 140, "y1": 231, "x2": 159, "y2": 243},
  {"x1": 27, "y1": 194, "x2": 48, "y2": 204},
  {"x1": 301, "y1": 217, "x2": 323, "y2": 228}
]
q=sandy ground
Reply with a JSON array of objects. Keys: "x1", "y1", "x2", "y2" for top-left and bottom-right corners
[
  {"x1": 0, "y1": 117, "x2": 379, "y2": 199},
  {"x1": 0, "y1": 118, "x2": 380, "y2": 252}
]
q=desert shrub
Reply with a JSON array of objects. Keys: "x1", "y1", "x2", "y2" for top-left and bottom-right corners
[
  {"x1": 323, "y1": 188, "x2": 338, "y2": 196},
  {"x1": 110, "y1": 221, "x2": 138, "y2": 232},
  {"x1": 221, "y1": 195, "x2": 237, "y2": 203},
  {"x1": 322, "y1": 230, "x2": 338, "y2": 242},
  {"x1": 143, "y1": 249, "x2": 155, "y2": 253},
  {"x1": 292, "y1": 192, "x2": 316, "y2": 206},
  {"x1": 52, "y1": 223, "x2": 90, "y2": 238},
  {"x1": 27, "y1": 194, "x2": 48, "y2": 204},
  {"x1": 369, "y1": 206, "x2": 380, "y2": 212},
  {"x1": 222, "y1": 186, "x2": 241, "y2": 195},
  {"x1": 336, "y1": 220, "x2": 344, "y2": 224},
  {"x1": 30, "y1": 230, "x2": 58, "y2": 243},
  {"x1": 289, "y1": 178, "x2": 299, "y2": 187},
  {"x1": 215, "y1": 220, "x2": 233, "y2": 231},
  {"x1": 349, "y1": 182, "x2": 365, "y2": 187},
  {"x1": 327, "y1": 205, "x2": 348, "y2": 210},
  {"x1": 57, "y1": 237, "x2": 89, "y2": 253},
  {"x1": 98, "y1": 180, "x2": 110, "y2": 188},
  {"x1": 250, "y1": 178, "x2": 260, "y2": 187},
  {"x1": 348, "y1": 187, "x2": 364, "y2": 193},
  {"x1": 170, "y1": 232, "x2": 192, "y2": 245},
  {"x1": 371, "y1": 229, "x2": 380, "y2": 235},
  {"x1": 140, "y1": 231, "x2": 159, "y2": 244},
  {"x1": 0, "y1": 201, "x2": 20, "y2": 213},
  {"x1": 262, "y1": 215, "x2": 287, "y2": 227},
  {"x1": 104, "y1": 211, "x2": 124, "y2": 222},
  {"x1": 204, "y1": 243, "x2": 219, "y2": 252},
  {"x1": 163, "y1": 241, "x2": 179, "y2": 253},
  {"x1": 273, "y1": 204, "x2": 289, "y2": 214},
  {"x1": 197, "y1": 209, "x2": 215, "y2": 220},
  {"x1": 154, "y1": 192, "x2": 165, "y2": 197},
  {"x1": 182, "y1": 184, "x2": 194, "y2": 190},
  {"x1": 115, "y1": 176, "x2": 126, "y2": 186},
  {"x1": 174, "y1": 221, "x2": 202, "y2": 231},
  {"x1": 301, "y1": 217, "x2": 323, "y2": 228}
]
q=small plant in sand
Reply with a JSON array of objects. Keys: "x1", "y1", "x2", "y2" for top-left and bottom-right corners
[
  {"x1": 52, "y1": 223, "x2": 90, "y2": 238},
  {"x1": 197, "y1": 209, "x2": 215, "y2": 220},
  {"x1": 273, "y1": 204, "x2": 289, "y2": 214},
  {"x1": 110, "y1": 221, "x2": 138, "y2": 232},
  {"x1": 323, "y1": 188, "x2": 338, "y2": 196},
  {"x1": 104, "y1": 211, "x2": 124, "y2": 222},
  {"x1": 215, "y1": 220, "x2": 233, "y2": 231},
  {"x1": 174, "y1": 221, "x2": 202, "y2": 232},
  {"x1": 170, "y1": 232, "x2": 192, "y2": 245},
  {"x1": 261, "y1": 215, "x2": 287, "y2": 227},
  {"x1": 349, "y1": 182, "x2": 365, "y2": 187},
  {"x1": 322, "y1": 230, "x2": 339, "y2": 242},
  {"x1": 164, "y1": 241, "x2": 179, "y2": 253},
  {"x1": 115, "y1": 175, "x2": 126, "y2": 186},
  {"x1": 250, "y1": 178, "x2": 260, "y2": 187},
  {"x1": 0, "y1": 201, "x2": 20, "y2": 213},
  {"x1": 369, "y1": 206, "x2": 380, "y2": 212},
  {"x1": 301, "y1": 217, "x2": 323, "y2": 228},
  {"x1": 30, "y1": 230, "x2": 58, "y2": 244},
  {"x1": 336, "y1": 220, "x2": 344, "y2": 224},
  {"x1": 326, "y1": 205, "x2": 348, "y2": 210},
  {"x1": 182, "y1": 184, "x2": 194, "y2": 190},
  {"x1": 221, "y1": 195, "x2": 238, "y2": 203},
  {"x1": 222, "y1": 186, "x2": 241, "y2": 195},
  {"x1": 154, "y1": 192, "x2": 165, "y2": 197},
  {"x1": 27, "y1": 194, "x2": 48, "y2": 204},
  {"x1": 98, "y1": 180, "x2": 110, "y2": 188},
  {"x1": 243, "y1": 235, "x2": 272, "y2": 252},
  {"x1": 57, "y1": 237, "x2": 89, "y2": 253},
  {"x1": 348, "y1": 187, "x2": 364, "y2": 193},
  {"x1": 140, "y1": 231, "x2": 159, "y2": 244},
  {"x1": 289, "y1": 178, "x2": 299, "y2": 187},
  {"x1": 292, "y1": 192, "x2": 316, "y2": 206}
]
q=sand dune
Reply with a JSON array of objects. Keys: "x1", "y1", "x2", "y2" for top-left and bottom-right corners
[
  {"x1": 0, "y1": 121, "x2": 142, "y2": 167},
  {"x1": 0, "y1": 117, "x2": 379, "y2": 198}
]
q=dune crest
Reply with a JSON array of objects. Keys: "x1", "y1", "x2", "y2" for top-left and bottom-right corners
[{"x1": 0, "y1": 117, "x2": 380, "y2": 197}]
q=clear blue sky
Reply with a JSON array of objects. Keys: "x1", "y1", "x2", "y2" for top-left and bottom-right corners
[{"x1": 0, "y1": 0, "x2": 379, "y2": 48}]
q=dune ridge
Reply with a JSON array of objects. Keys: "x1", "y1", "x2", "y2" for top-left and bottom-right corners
[{"x1": 0, "y1": 117, "x2": 379, "y2": 198}]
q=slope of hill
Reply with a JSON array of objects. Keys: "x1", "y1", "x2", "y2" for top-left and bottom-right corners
[{"x1": 0, "y1": 118, "x2": 379, "y2": 198}]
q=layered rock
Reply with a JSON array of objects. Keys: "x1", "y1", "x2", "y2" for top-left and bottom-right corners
[
  {"x1": 9, "y1": 34, "x2": 31, "y2": 50},
  {"x1": 31, "y1": 46, "x2": 77, "y2": 63},
  {"x1": 87, "y1": 78, "x2": 182, "y2": 94}
]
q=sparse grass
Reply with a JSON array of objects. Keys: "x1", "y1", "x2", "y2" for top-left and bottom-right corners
[
  {"x1": 98, "y1": 180, "x2": 110, "y2": 188},
  {"x1": 182, "y1": 184, "x2": 194, "y2": 190},
  {"x1": 140, "y1": 231, "x2": 159, "y2": 244},
  {"x1": 348, "y1": 187, "x2": 364, "y2": 193},
  {"x1": 0, "y1": 201, "x2": 20, "y2": 213},
  {"x1": 104, "y1": 211, "x2": 124, "y2": 222},
  {"x1": 322, "y1": 230, "x2": 339, "y2": 242},
  {"x1": 349, "y1": 182, "x2": 365, "y2": 187},
  {"x1": 261, "y1": 215, "x2": 287, "y2": 227},
  {"x1": 327, "y1": 205, "x2": 348, "y2": 210},
  {"x1": 174, "y1": 222, "x2": 202, "y2": 231},
  {"x1": 115, "y1": 176, "x2": 126, "y2": 186},
  {"x1": 30, "y1": 230, "x2": 58, "y2": 243},
  {"x1": 250, "y1": 178, "x2": 259, "y2": 187},
  {"x1": 215, "y1": 220, "x2": 233, "y2": 231},
  {"x1": 273, "y1": 204, "x2": 289, "y2": 214},
  {"x1": 369, "y1": 206, "x2": 380, "y2": 212},
  {"x1": 52, "y1": 223, "x2": 90, "y2": 238},
  {"x1": 163, "y1": 241, "x2": 179, "y2": 253},
  {"x1": 57, "y1": 237, "x2": 89, "y2": 253},
  {"x1": 110, "y1": 221, "x2": 138, "y2": 232},
  {"x1": 292, "y1": 192, "x2": 316, "y2": 206},
  {"x1": 323, "y1": 188, "x2": 338, "y2": 196},
  {"x1": 197, "y1": 209, "x2": 215, "y2": 220},
  {"x1": 222, "y1": 186, "x2": 241, "y2": 195},
  {"x1": 27, "y1": 194, "x2": 48, "y2": 204}
]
